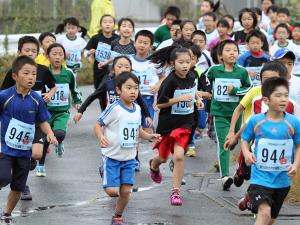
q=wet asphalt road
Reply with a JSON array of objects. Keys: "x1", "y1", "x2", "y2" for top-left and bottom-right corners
[{"x1": 1, "y1": 85, "x2": 299, "y2": 225}]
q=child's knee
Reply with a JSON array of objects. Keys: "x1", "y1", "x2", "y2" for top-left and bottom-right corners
[
  {"x1": 31, "y1": 145, "x2": 43, "y2": 160},
  {"x1": 104, "y1": 187, "x2": 120, "y2": 197},
  {"x1": 54, "y1": 129, "x2": 66, "y2": 143},
  {"x1": 258, "y1": 203, "x2": 272, "y2": 221},
  {"x1": 173, "y1": 153, "x2": 184, "y2": 162}
]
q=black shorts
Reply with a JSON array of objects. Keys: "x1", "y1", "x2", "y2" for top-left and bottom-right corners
[
  {"x1": 33, "y1": 126, "x2": 45, "y2": 144},
  {"x1": 0, "y1": 154, "x2": 30, "y2": 192},
  {"x1": 248, "y1": 184, "x2": 290, "y2": 219}
]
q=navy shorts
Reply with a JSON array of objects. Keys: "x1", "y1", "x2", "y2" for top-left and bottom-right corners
[
  {"x1": 0, "y1": 153, "x2": 30, "y2": 192},
  {"x1": 102, "y1": 156, "x2": 135, "y2": 188},
  {"x1": 141, "y1": 95, "x2": 154, "y2": 128}
]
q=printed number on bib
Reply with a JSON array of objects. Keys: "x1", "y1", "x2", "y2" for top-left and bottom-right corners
[
  {"x1": 119, "y1": 120, "x2": 140, "y2": 148},
  {"x1": 256, "y1": 138, "x2": 293, "y2": 171},
  {"x1": 67, "y1": 49, "x2": 81, "y2": 66},
  {"x1": 134, "y1": 70, "x2": 155, "y2": 92},
  {"x1": 172, "y1": 88, "x2": 195, "y2": 115},
  {"x1": 214, "y1": 78, "x2": 240, "y2": 102},
  {"x1": 48, "y1": 83, "x2": 69, "y2": 107},
  {"x1": 246, "y1": 66, "x2": 262, "y2": 86},
  {"x1": 5, "y1": 118, "x2": 35, "y2": 151}
]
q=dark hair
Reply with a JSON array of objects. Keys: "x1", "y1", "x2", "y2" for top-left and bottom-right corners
[
  {"x1": 135, "y1": 30, "x2": 154, "y2": 45},
  {"x1": 164, "y1": 6, "x2": 181, "y2": 19},
  {"x1": 223, "y1": 14, "x2": 235, "y2": 28},
  {"x1": 251, "y1": 7, "x2": 262, "y2": 16},
  {"x1": 261, "y1": 0, "x2": 275, "y2": 3},
  {"x1": 210, "y1": 43, "x2": 220, "y2": 64},
  {"x1": 293, "y1": 23, "x2": 300, "y2": 30},
  {"x1": 260, "y1": 61, "x2": 288, "y2": 81},
  {"x1": 274, "y1": 23, "x2": 291, "y2": 39},
  {"x1": 115, "y1": 72, "x2": 139, "y2": 89},
  {"x1": 170, "y1": 47, "x2": 191, "y2": 62},
  {"x1": 266, "y1": 5, "x2": 279, "y2": 14},
  {"x1": 239, "y1": 8, "x2": 258, "y2": 29},
  {"x1": 278, "y1": 7, "x2": 290, "y2": 16},
  {"x1": 112, "y1": 55, "x2": 132, "y2": 71},
  {"x1": 188, "y1": 44, "x2": 201, "y2": 59},
  {"x1": 172, "y1": 19, "x2": 182, "y2": 26},
  {"x1": 64, "y1": 17, "x2": 80, "y2": 27},
  {"x1": 180, "y1": 20, "x2": 197, "y2": 31},
  {"x1": 191, "y1": 30, "x2": 207, "y2": 42},
  {"x1": 18, "y1": 36, "x2": 39, "y2": 53},
  {"x1": 217, "y1": 19, "x2": 230, "y2": 29},
  {"x1": 203, "y1": 12, "x2": 217, "y2": 21},
  {"x1": 12, "y1": 55, "x2": 37, "y2": 75},
  {"x1": 245, "y1": 29, "x2": 266, "y2": 42},
  {"x1": 100, "y1": 14, "x2": 116, "y2": 25},
  {"x1": 38, "y1": 32, "x2": 56, "y2": 44},
  {"x1": 118, "y1": 17, "x2": 135, "y2": 30},
  {"x1": 55, "y1": 23, "x2": 65, "y2": 34},
  {"x1": 46, "y1": 43, "x2": 66, "y2": 60},
  {"x1": 262, "y1": 77, "x2": 289, "y2": 98},
  {"x1": 217, "y1": 40, "x2": 239, "y2": 57}
]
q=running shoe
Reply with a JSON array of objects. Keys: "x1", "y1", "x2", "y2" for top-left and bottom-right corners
[
  {"x1": 0, "y1": 212, "x2": 12, "y2": 224},
  {"x1": 233, "y1": 170, "x2": 244, "y2": 187},
  {"x1": 56, "y1": 144, "x2": 64, "y2": 158},
  {"x1": 222, "y1": 176, "x2": 233, "y2": 191},
  {"x1": 238, "y1": 192, "x2": 251, "y2": 211},
  {"x1": 110, "y1": 216, "x2": 124, "y2": 225},
  {"x1": 149, "y1": 159, "x2": 162, "y2": 183},
  {"x1": 213, "y1": 161, "x2": 220, "y2": 172},
  {"x1": 170, "y1": 188, "x2": 182, "y2": 206},
  {"x1": 186, "y1": 145, "x2": 197, "y2": 157},
  {"x1": 36, "y1": 165, "x2": 46, "y2": 177},
  {"x1": 20, "y1": 185, "x2": 32, "y2": 201}
]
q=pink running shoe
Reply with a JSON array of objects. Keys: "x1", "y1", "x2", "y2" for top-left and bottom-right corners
[
  {"x1": 170, "y1": 188, "x2": 182, "y2": 206},
  {"x1": 149, "y1": 160, "x2": 162, "y2": 183}
]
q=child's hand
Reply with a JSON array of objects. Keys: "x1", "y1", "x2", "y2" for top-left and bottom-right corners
[
  {"x1": 89, "y1": 49, "x2": 96, "y2": 55},
  {"x1": 99, "y1": 136, "x2": 109, "y2": 147},
  {"x1": 287, "y1": 164, "x2": 298, "y2": 178},
  {"x1": 42, "y1": 93, "x2": 52, "y2": 103},
  {"x1": 153, "y1": 102, "x2": 159, "y2": 111},
  {"x1": 88, "y1": 56, "x2": 94, "y2": 64},
  {"x1": 98, "y1": 62, "x2": 105, "y2": 69},
  {"x1": 145, "y1": 117, "x2": 153, "y2": 127},
  {"x1": 73, "y1": 113, "x2": 83, "y2": 124},
  {"x1": 227, "y1": 84, "x2": 234, "y2": 94},
  {"x1": 196, "y1": 99, "x2": 204, "y2": 110},
  {"x1": 149, "y1": 133, "x2": 162, "y2": 143},
  {"x1": 224, "y1": 134, "x2": 238, "y2": 151},
  {"x1": 244, "y1": 151, "x2": 256, "y2": 166},
  {"x1": 74, "y1": 104, "x2": 81, "y2": 110},
  {"x1": 47, "y1": 133, "x2": 58, "y2": 145},
  {"x1": 248, "y1": 70, "x2": 256, "y2": 78},
  {"x1": 150, "y1": 84, "x2": 159, "y2": 95},
  {"x1": 178, "y1": 94, "x2": 193, "y2": 102}
]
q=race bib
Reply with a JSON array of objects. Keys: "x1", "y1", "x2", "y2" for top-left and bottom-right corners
[
  {"x1": 213, "y1": 78, "x2": 241, "y2": 102},
  {"x1": 246, "y1": 66, "x2": 262, "y2": 86},
  {"x1": 171, "y1": 88, "x2": 195, "y2": 115},
  {"x1": 107, "y1": 91, "x2": 119, "y2": 105},
  {"x1": 5, "y1": 118, "x2": 35, "y2": 151},
  {"x1": 95, "y1": 42, "x2": 120, "y2": 63},
  {"x1": 66, "y1": 49, "x2": 81, "y2": 66},
  {"x1": 47, "y1": 83, "x2": 69, "y2": 107},
  {"x1": 134, "y1": 70, "x2": 156, "y2": 92},
  {"x1": 119, "y1": 120, "x2": 140, "y2": 148},
  {"x1": 238, "y1": 44, "x2": 248, "y2": 55},
  {"x1": 256, "y1": 138, "x2": 293, "y2": 171}
]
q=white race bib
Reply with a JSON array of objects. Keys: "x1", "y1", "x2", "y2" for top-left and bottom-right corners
[
  {"x1": 213, "y1": 78, "x2": 241, "y2": 102},
  {"x1": 95, "y1": 42, "x2": 120, "y2": 63},
  {"x1": 119, "y1": 120, "x2": 140, "y2": 148},
  {"x1": 5, "y1": 118, "x2": 35, "y2": 151},
  {"x1": 256, "y1": 138, "x2": 293, "y2": 171},
  {"x1": 66, "y1": 49, "x2": 81, "y2": 66},
  {"x1": 134, "y1": 70, "x2": 156, "y2": 92},
  {"x1": 47, "y1": 83, "x2": 69, "y2": 107},
  {"x1": 246, "y1": 66, "x2": 262, "y2": 87},
  {"x1": 171, "y1": 88, "x2": 195, "y2": 115}
]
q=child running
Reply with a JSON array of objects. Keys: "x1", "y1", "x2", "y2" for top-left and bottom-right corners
[
  {"x1": 36, "y1": 43, "x2": 82, "y2": 176},
  {"x1": 149, "y1": 47, "x2": 203, "y2": 205},
  {"x1": 241, "y1": 77, "x2": 300, "y2": 225},
  {"x1": 0, "y1": 56, "x2": 57, "y2": 224},
  {"x1": 35, "y1": 32, "x2": 56, "y2": 67},
  {"x1": 207, "y1": 40, "x2": 252, "y2": 190},
  {"x1": 94, "y1": 72, "x2": 161, "y2": 225}
]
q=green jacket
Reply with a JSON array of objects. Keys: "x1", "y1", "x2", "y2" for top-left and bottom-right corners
[
  {"x1": 47, "y1": 66, "x2": 82, "y2": 112},
  {"x1": 154, "y1": 25, "x2": 171, "y2": 48},
  {"x1": 207, "y1": 64, "x2": 252, "y2": 117}
]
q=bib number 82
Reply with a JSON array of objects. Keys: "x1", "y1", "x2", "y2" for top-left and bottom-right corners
[{"x1": 216, "y1": 85, "x2": 227, "y2": 96}]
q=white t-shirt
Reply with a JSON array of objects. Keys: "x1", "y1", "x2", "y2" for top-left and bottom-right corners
[
  {"x1": 269, "y1": 40, "x2": 295, "y2": 57},
  {"x1": 291, "y1": 41, "x2": 300, "y2": 75},
  {"x1": 56, "y1": 34, "x2": 87, "y2": 66},
  {"x1": 156, "y1": 38, "x2": 174, "y2": 50},
  {"x1": 130, "y1": 56, "x2": 159, "y2": 96},
  {"x1": 201, "y1": 28, "x2": 219, "y2": 48},
  {"x1": 261, "y1": 11, "x2": 271, "y2": 28},
  {"x1": 196, "y1": 49, "x2": 213, "y2": 72},
  {"x1": 98, "y1": 101, "x2": 141, "y2": 161}
]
